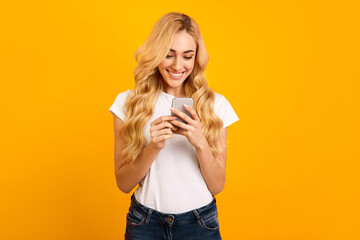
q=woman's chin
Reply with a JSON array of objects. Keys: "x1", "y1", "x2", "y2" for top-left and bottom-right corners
[{"x1": 164, "y1": 79, "x2": 185, "y2": 88}]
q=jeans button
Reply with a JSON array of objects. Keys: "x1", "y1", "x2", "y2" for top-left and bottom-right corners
[{"x1": 165, "y1": 216, "x2": 173, "y2": 223}]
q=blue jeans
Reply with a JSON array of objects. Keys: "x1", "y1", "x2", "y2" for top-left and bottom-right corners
[{"x1": 125, "y1": 193, "x2": 222, "y2": 240}]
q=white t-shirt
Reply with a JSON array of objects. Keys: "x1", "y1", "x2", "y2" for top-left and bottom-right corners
[{"x1": 109, "y1": 89, "x2": 239, "y2": 214}]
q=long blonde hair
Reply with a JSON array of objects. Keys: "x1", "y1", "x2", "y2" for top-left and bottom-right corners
[{"x1": 119, "y1": 12, "x2": 225, "y2": 167}]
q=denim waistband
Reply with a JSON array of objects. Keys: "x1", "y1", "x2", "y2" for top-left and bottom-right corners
[{"x1": 129, "y1": 193, "x2": 218, "y2": 225}]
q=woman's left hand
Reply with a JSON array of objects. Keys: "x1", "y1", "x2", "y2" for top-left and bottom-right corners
[{"x1": 169, "y1": 104, "x2": 207, "y2": 148}]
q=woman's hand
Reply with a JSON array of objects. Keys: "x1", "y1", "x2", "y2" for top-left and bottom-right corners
[
  {"x1": 149, "y1": 115, "x2": 178, "y2": 151},
  {"x1": 169, "y1": 104, "x2": 207, "y2": 149}
]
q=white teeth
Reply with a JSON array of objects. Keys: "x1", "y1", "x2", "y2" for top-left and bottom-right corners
[{"x1": 169, "y1": 71, "x2": 183, "y2": 77}]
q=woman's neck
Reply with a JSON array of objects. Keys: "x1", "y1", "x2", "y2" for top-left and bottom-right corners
[{"x1": 162, "y1": 87, "x2": 186, "y2": 98}]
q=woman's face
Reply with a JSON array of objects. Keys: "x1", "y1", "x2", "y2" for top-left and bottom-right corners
[{"x1": 158, "y1": 30, "x2": 197, "y2": 93}]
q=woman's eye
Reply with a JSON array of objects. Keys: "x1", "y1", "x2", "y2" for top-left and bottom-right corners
[{"x1": 166, "y1": 55, "x2": 193, "y2": 60}]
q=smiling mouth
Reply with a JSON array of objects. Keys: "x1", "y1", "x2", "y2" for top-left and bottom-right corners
[{"x1": 167, "y1": 70, "x2": 185, "y2": 77}]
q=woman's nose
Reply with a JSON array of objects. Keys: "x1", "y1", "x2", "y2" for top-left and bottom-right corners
[{"x1": 172, "y1": 57, "x2": 182, "y2": 70}]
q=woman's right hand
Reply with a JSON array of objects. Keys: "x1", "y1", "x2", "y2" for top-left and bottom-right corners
[{"x1": 149, "y1": 115, "x2": 178, "y2": 151}]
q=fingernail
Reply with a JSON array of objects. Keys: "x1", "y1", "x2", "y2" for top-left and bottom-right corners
[
  {"x1": 184, "y1": 104, "x2": 188, "y2": 107},
  {"x1": 170, "y1": 107, "x2": 174, "y2": 111}
]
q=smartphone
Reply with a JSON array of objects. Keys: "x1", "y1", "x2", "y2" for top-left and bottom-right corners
[{"x1": 171, "y1": 97, "x2": 194, "y2": 124}]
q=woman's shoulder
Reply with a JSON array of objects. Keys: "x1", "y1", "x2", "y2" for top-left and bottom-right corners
[
  {"x1": 212, "y1": 91, "x2": 235, "y2": 113},
  {"x1": 213, "y1": 91, "x2": 227, "y2": 105},
  {"x1": 110, "y1": 89, "x2": 134, "y2": 108},
  {"x1": 212, "y1": 90, "x2": 239, "y2": 127},
  {"x1": 109, "y1": 89, "x2": 135, "y2": 121},
  {"x1": 112, "y1": 89, "x2": 134, "y2": 101},
  {"x1": 213, "y1": 91, "x2": 225, "y2": 99}
]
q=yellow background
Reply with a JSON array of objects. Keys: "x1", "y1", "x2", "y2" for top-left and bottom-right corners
[{"x1": 1, "y1": 0, "x2": 359, "y2": 239}]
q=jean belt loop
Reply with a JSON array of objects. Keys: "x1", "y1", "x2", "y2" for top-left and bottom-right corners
[
  {"x1": 145, "y1": 208, "x2": 153, "y2": 225},
  {"x1": 192, "y1": 209, "x2": 201, "y2": 221}
]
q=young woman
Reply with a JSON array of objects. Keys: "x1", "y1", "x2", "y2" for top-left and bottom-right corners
[{"x1": 109, "y1": 12, "x2": 239, "y2": 240}]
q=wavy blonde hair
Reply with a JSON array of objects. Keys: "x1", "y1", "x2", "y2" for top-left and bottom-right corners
[{"x1": 119, "y1": 12, "x2": 225, "y2": 167}]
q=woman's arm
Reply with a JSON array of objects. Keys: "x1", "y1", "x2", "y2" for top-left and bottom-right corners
[
  {"x1": 115, "y1": 143, "x2": 161, "y2": 194},
  {"x1": 111, "y1": 112, "x2": 177, "y2": 193},
  {"x1": 194, "y1": 127, "x2": 228, "y2": 196},
  {"x1": 112, "y1": 112, "x2": 160, "y2": 193}
]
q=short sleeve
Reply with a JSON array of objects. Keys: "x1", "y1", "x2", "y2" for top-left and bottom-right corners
[
  {"x1": 214, "y1": 93, "x2": 239, "y2": 128},
  {"x1": 109, "y1": 90, "x2": 132, "y2": 121}
]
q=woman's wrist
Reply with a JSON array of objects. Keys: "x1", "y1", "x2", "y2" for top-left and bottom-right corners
[
  {"x1": 147, "y1": 140, "x2": 163, "y2": 153},
  {"x1": 194, "y1": 137, "x2": 208, "y2": 151}
]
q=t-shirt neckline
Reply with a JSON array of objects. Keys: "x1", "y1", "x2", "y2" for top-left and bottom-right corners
[{"x1": 160, "y1": 90, "x2": 176, "y2": 99}]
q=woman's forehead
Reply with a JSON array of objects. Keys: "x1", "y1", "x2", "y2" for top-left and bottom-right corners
[{"x1": 169, "y1": 34, "x2": 196, "y2": 53}]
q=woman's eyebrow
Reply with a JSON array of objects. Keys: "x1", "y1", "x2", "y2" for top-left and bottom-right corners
[{"x1": 169, "y1": 48, "x2": 195, "y2": 53}]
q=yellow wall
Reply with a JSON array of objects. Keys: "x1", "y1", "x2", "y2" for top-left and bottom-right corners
[{"x1": 1, "y1": 1, "x2": 359, "y2": 239}]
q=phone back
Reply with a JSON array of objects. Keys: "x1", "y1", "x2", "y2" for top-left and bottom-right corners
[{"x1": 171, "y1": 97, "x2": 194, "y2": 124}]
